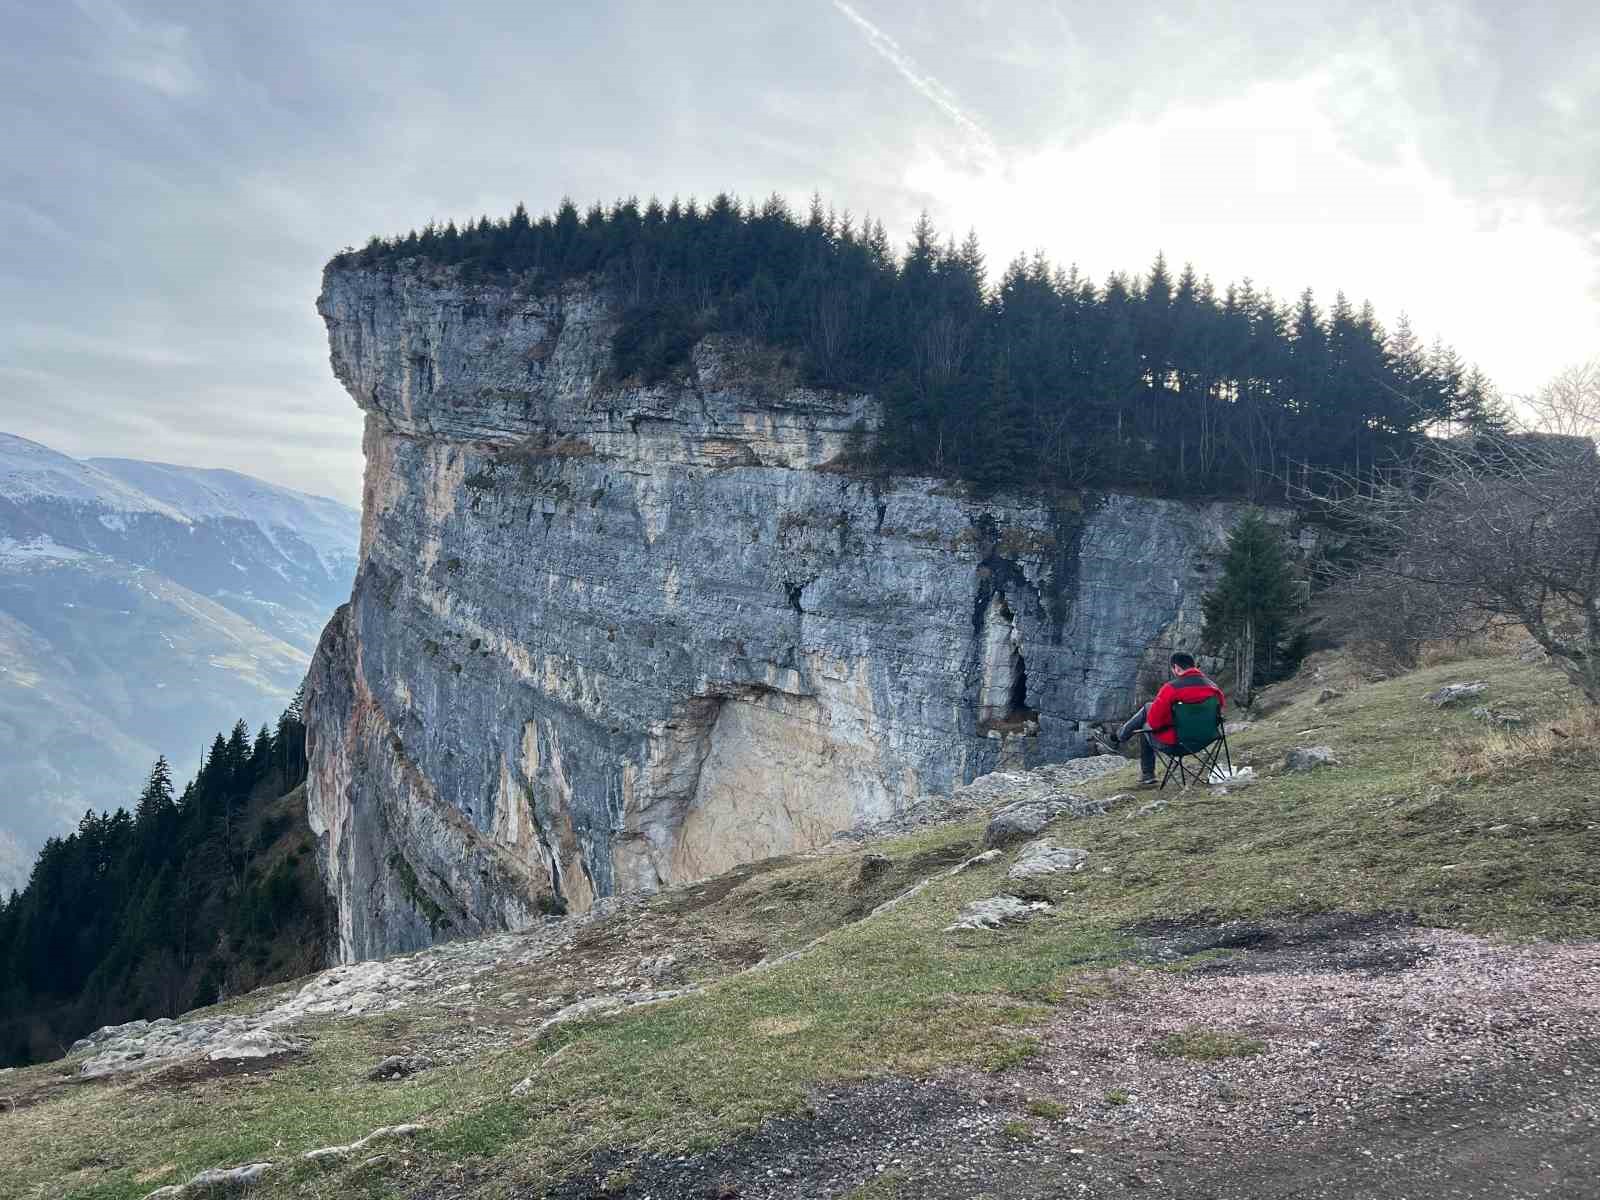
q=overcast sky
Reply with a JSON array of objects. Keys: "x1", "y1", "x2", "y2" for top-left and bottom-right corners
[{"x1": 2, "y1": 0, "x2": 1595, "y2": 506}]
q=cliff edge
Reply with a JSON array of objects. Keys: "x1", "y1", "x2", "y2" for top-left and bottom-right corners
[{"x1": 307, "y1": 262, "x2": 1257, "y2": 961}]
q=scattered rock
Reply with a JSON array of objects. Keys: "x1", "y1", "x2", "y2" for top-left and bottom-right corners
[
  {"x1": 953, "y1": 849, "x2": 1002, "y2": 872},
  {"x1": 1007, "y1": 840, "x2": 1089, "y2": 881},
  {"x1": 366, "y1": 1053, "x2": 432, "y2": 1082},
  {"x1": 1134, "y1": 799, "x2": 1169, "y2": 818},
  {"x1": 0, "y1": 1095, "x2": 13, "y2": 1114},
  {"x1": 302, "y1": 1124, "x2": 425, "y2": 1163},
  {"x1": 983, "y1": 792, "x2": 1108, "y2": 849},
  {"x1": 145, "y1": 1162, "x2": 274, "y2": 1198},
  {"x1": 1283, "y1": 746, "x2": 1339, "y2": 772},
  {"x1": 1517, "y1": 639, "x2": 1549, "y2": 664},
  {"x1": 208, "y1": 1029, "x2": 300, "y2": 1062},
  {"x1": 638, "y1": 953, "x2": 679, "y2": 982},
  {"x1": 510, "y1": 1076, "x2": 535, "y2": 1098},
  {"x1": 1470, "y1": 705, "x2": 1525, "y2": 728},
  {"x1": 1486, "y1": 824, "x2": 1519, "y2": 837},
  {"x1": 536, "y1": 988, "x2": 691, "y2": 1038},
  {"x1": 1315, "y1": 689, "x2": 1343, "y2": 705},
  {"x1": 983, "y1": 801, "x2": 1057, "y2": 848},
  {"x1": 944, "y1": 896, "x2": 1051, "y2": 932},
  {"x1": 1425, "y1": 682, "x2": 1488, "y2": 707}
]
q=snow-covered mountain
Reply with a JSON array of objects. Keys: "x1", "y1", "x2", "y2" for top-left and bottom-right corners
[{"x1": 0, "y1": 433, "x2": 359, "y2": 894}]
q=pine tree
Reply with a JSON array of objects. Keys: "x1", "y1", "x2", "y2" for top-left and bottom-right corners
[
  {"x1": 134, "y1": 757, "x2": 175, "y2": 823},
  {"x1": 1201, "y1": 511, "x2": 1297, "y2": 706}
]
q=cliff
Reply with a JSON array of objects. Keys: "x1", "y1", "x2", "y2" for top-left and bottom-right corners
[{"x1": 307, "y1": 263, "x2": 1261, "y2": 962}]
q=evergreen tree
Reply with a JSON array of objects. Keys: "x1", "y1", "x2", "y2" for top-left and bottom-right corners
[{"x1": 1201, "y1": 511, "x2": 1298, "y2": 706}]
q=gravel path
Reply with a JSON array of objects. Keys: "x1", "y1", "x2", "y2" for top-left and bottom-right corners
[{"x1": 543, "y1": 917, "x2": 1600, "y2": 1199}]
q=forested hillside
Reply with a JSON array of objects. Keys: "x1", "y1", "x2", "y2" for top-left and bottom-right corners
[
  {"x1": 337, "y1": 193, "x2": 1504, "y2": 498},
  {"x1": 0, "y1": 695, "x2": 326, "y2": 1066}
]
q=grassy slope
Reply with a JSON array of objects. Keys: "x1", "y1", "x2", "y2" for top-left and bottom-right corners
[{"x1": 3, "y1": 649, "x2": 1595, "y2": 1200}]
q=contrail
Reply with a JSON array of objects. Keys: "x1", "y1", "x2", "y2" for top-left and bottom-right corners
[{"x1": 831, "y1": 0, "x2": 996, "y2": 152}]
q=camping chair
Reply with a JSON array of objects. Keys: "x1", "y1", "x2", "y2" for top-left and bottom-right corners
[{"x1": 1148, "y1": 697, "x2": 1231, "y2": 791}]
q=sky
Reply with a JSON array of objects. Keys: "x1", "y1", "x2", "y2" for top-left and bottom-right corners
[{"x1": 1, "y1": 0, "x2": 1596, "y2": 506}]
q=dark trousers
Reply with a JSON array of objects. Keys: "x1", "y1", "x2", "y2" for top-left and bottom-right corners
[{"x1": 1118, "y1": 703, "x2": 1162, "y2": 779}]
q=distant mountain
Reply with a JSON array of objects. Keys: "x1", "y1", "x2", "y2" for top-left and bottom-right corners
[{"x1": 0, "y1": 433, "x2": 358, "y2": 893}]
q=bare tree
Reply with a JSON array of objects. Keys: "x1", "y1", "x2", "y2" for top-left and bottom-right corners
[
  {"x1": 1312, "y1": 431, "x2": 1600, "y2": 702},
  {"x1": 1523, "y1": 358, "x2": 1599, "y2": 440}
]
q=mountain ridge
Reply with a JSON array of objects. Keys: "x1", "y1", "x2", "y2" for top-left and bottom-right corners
[{"x1": 0, "y1": 432, "x2": 359, "y2": 895}]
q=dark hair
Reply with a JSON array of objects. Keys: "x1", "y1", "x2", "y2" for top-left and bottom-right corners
[{"x1": 1170, "y1": 651, "x2": 1197, "y2": 670}]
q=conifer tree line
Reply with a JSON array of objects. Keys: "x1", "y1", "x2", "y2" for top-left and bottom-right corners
[
  {"x1": 336, "y1": 192, "x2": 1505, "y2": 497},
  {"x1": 0, "y1": 691, "x2": 324, "y2": 1067}
]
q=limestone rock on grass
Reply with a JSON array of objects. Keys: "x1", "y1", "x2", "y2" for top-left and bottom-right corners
[
  {"x1": 1007, "y1": 841, "x2": 1089, "y2": 880},
  {"x1": 302, "y1": 1124, "x2": 424, "y2": 1163},
  {"x1": 944, "y1": 895, "x2": 1051, "y2": 932},
  {"x1": 1283, "y1": 746, "x2": 1339, "y2": 772},
  {"x1": 1425, "y1": 682, "x2": 1488, "y2": 707},
  {"x1": 144, "y1": 1162, "x2": 273, "y2": 1198}
]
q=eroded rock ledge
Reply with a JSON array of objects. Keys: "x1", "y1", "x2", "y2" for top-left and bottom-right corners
[{"x1": 308, "y1": 262, "x2": 1260, "y2": 961}]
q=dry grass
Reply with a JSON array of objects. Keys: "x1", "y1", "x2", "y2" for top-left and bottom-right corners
[{"x1": 1435, "y1": 703, "x2": 1600, "y2": 783}]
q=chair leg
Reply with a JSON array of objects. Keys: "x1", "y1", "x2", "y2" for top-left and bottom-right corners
[{"x1": 1158, "y1": 753, "x2": 1179, "y2": 791}]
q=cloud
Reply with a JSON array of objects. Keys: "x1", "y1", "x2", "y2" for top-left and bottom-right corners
[
  {"x1": 0, "y1": 0, "x2": 1594, "y2": 508},
  {"x1": 73, "y1": 0, "x2": 203, "y2": 98},
  {"x1": 830, "y1": 1, "x2": 996, "y2": 155}
]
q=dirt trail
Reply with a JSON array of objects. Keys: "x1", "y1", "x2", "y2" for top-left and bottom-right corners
[{"x1": 542, "y1": 918, "x2": 1600, "y2": 1199}]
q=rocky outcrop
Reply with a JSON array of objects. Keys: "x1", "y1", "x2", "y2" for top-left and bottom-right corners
[{"x1": 308, "y1": 261, "x2": 1276, "y2": 961}]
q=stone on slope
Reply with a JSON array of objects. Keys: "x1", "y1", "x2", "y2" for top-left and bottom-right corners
[
  {"x1": 144, "y1": 1162, "x2": 273, "y2": 1199},
  {"x1": 1007, "y1": 840, "x2": 1089, "y2": 880},
  {"x1": 1283, "y1": 746, "x2": 1339, "y2": 772},
  {"x1": 984, "y1": 801, "x2": 1058, "y2": 848},
  {"x1": 366, "y1": 1054, "x2": 432, "y2": 1081},
  {"x1": 944, "y1": 896, "x2": 1051, "y2": 932},
  {"x1": 302, "y1": 1124, "x2": 424, "y2": 1163},
  {"x1": 1425, "y1": 682, "x2": 1488, "y2": 707}
]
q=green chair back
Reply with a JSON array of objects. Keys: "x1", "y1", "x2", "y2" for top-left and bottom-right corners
[{"x1": 1171, "y1": 697, "x2": 1222, "y2": 754}]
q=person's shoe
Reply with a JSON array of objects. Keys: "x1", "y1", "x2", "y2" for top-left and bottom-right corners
[{"x1": 1136, "y1": 776, "x2": 1159, "y2": 789}]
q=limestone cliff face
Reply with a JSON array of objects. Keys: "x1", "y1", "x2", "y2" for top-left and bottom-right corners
[{"x1": 308, "y1": 262, "x2": 1261, "y2": 962}]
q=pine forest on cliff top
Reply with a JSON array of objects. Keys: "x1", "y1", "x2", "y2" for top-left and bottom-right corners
[{"x1": 340, "y1": 192, "x2": 1505, "y2": 498}]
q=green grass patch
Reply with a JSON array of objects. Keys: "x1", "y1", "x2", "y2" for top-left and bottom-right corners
[{"x1": 1151, "y1": 1027, "x2": 1266, "y2": 1062}]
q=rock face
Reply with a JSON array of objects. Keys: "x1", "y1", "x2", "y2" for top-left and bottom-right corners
[{"x1": 307, "y1": 262, "x2": 1270, "y2": 962}]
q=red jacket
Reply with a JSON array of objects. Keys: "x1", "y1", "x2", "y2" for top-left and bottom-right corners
[{"x1": 1146, "y1": 668, "x2": 1226, "y2": 746}]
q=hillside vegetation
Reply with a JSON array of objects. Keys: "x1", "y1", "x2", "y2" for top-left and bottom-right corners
[
  {"x1": 0, "y1": 703, "x2": 326, "y2": 1067},
  {"x1": 1, "y1": 641, "x2": 1594, "y2": 1199}
]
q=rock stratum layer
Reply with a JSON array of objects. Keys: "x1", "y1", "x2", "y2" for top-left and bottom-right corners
[{"x1": 309, "y1": 263, "x2": 1261, "y2": 962}]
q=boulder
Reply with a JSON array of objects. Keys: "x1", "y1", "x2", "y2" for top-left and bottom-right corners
[
  {"x1": 983, "y1": 794, "x2": 1106, "y2": 848},
  {"x1": 365, "y1": 1053, "x2": 432, "y2": 1082},
  {"x1": 953, "y1": 849, "x2": 1003, "y2": 873},
  {"x1": 983, "y1": 800, "x2": 1057, "y2": 848},
  {"x1": 1425, "y1": 682, "x2": 1488, "y2": 707},
  {"x1": 944, "y1": 896, "x2": 1051, "y2": 932},
  {"x1": 145, "y1": 1162, "x2": 273, "y2": 1199},
  {"x1": 1283, "y1": 746, "x2": 1339, "y2": 772},
  {"x1": 1007, "y1": 840, "x2": 1089, "y2": 880},
  {"x1": 302, "y1": 1124, "x2": 425, "y2": 1164},
  {"x1": 208, "y1": 1029, "x2": 300, "y2": 1062}
]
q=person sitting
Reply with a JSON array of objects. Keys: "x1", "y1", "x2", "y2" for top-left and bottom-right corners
[{"x1": 1112, "y1": 652, "x2": 1226, "y2": 787}]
